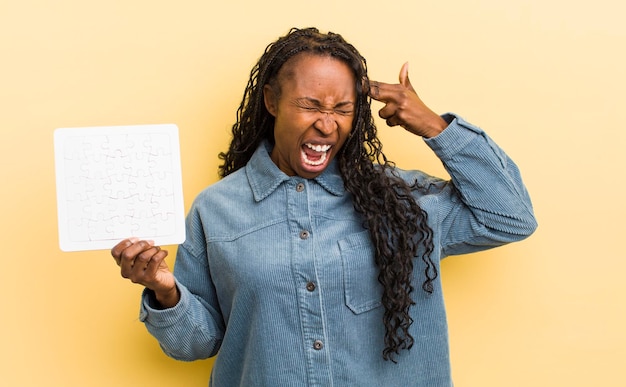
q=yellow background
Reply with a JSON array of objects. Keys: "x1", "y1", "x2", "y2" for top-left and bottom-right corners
[{"x1": 1, "y1": 1, "x2": 624, "y2": 386}]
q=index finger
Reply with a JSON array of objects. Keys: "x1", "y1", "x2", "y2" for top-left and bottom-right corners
[
  {"x1": 111, "y1": 237, "x2": 139, "y2": 260},
  {"x1": 367, "y1": 80, "x2": 403, "y2": 102}
]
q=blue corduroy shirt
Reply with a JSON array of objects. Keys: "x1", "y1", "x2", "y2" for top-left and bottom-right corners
[{"x1": 139, "y1": 114, "x2": 537, "y2": 386}]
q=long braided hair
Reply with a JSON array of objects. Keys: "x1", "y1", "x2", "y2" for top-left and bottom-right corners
[{"x1": 218, "y1": 27, "x2": 436, "y2": 362}]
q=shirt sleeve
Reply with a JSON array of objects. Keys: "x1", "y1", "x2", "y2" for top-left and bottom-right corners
[
  {"x1": 422, "y1": 113, "x2": 538, "y2": 257},
  {"x1": 138, "y1": 205, "x2": 225, "y2": 361}
]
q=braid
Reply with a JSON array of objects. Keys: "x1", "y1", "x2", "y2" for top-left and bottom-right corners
[
  {"x1": 218, "y1": 27, "x2": 437, "y2": 362},
  {"x1": 340, "y1": 92, "x2": 438, "y2": 362}
]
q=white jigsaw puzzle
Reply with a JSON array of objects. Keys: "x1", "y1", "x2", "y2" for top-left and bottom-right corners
[{"x1": 54, "y1": 124, "x2": 186, "y2": 252}]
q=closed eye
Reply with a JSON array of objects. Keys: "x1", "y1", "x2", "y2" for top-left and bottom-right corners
[
  {"x1": 293, "y1": 98, "x2": 354, "y2": 116},
  {"x1": 335, "y1": 109, "x2": 354, "y2": 116}
]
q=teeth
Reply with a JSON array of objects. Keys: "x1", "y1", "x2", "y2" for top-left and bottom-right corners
[
  {"x1": 302, "y1": 143, "x2": 331, "y2": 166},
  {"x1": 305, "y1": 143, "x2": 331, "y2": 152},
  {"x1": 302, "y1": 150, "x2": 328, "y2": 166}
]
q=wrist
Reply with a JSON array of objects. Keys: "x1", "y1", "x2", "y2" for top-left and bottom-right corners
[
  {"x1": 154, "y1": 285, "x2": 180, "y2": 309},
  {"x1": 421, "y1": 116, "x2": 447, "y2": 138}
]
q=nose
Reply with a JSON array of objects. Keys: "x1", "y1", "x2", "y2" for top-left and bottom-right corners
[{"x1": 313, "y1": 112, "x2": 337, "y2": 136}]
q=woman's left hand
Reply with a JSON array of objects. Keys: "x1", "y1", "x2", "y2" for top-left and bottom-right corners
[{"x1": 368, "y1": 62, "x2": 447, "y2": 138}]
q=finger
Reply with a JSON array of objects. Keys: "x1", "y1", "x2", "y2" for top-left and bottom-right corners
[
  {"x1": 368, "y1": 80, "x2": 380, "y2": 100},
  {"x1": 378, "y1": 102, "x2": 397, "y2": 120},
  {"x1": 111, "y1": 237, "x2": 138, "y2": 258},
  {"x1": 127, "y1": 248, "x2": 169, "y2": 286},
  {"x1": 385, "y1": 116, "x2": 403, "y2": 128},
  {"x1": 135, "y1": 245, "x2": 161, "y2": 269},
  {"x1": 368, "y1": 80, "x2": 401, "y2": 102},
  {"x1": 111, "y1": 237, "x2": 139, "y2": 265},
  {"x1": 119, "y1": 240, "x2": 156, "y2": 274},
  {"x1": 144, "y1": 249, "x2": 169, "y2": 278},
  {"x1": 398, "y1": 62, "x2": 416, "y2": 93}
]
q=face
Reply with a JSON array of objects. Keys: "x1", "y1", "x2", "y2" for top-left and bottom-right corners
[{"x1": 263, "y1": 54, "x2": 356, "y2": 179}]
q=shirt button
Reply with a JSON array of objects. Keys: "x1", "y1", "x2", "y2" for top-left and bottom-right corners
[
  {"x1": 296, "y1": 183, "x2": 305, "y2": 192},
  {"x1": 299, "y1": 230, "x2": 309, "y2": 240},
  {"x1": 313, "y1": 340, "x2": 324, "y2": 350},
  {"x1": 306, "y1": 282, "x2": 316, "y2": 292}
]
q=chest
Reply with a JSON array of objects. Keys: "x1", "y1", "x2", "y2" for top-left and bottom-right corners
[{"x1": 203, "y1": 178, "x2": 376, "y2": 311}]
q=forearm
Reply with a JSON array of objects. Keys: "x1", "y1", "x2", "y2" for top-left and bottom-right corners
[
  {"x1": 426, "y1": 114, "x2": 537, "y2": 239},
  {"x1": 140, "y1": 280, "x2": 224, "y2": 361}
]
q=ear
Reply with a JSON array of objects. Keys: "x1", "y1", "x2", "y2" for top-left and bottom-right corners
[{"x1": 263, "y1": 84, "x2": 278, "y2": 117}]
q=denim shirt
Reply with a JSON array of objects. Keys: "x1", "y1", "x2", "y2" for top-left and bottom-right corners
[{"x1": 139, "y1": 114, "x2": 537, "y2": 387}]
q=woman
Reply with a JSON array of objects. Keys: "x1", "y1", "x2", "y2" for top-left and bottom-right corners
[{"x1": 111, "y1": 27, "x2": 537, "y2": 386}]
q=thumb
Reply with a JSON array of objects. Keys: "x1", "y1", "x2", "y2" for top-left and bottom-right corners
[{"x1": 398, "y1": 62, "x2": 416, "y2": 92}]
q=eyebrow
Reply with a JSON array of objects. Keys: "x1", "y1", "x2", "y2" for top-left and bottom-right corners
[{"x1": 297, "y1": 97, "x2": 355, "y2": 108}]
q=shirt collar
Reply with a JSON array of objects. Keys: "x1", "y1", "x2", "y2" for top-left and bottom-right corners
[{"x1": 246, "y1": 140, "x2": 345, "y2": 202}]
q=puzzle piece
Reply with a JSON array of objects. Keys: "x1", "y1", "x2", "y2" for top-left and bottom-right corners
[
  {"x1": 81, "y1": 135, "x2": 109, "y2": 163},
  {"x1": 150, "y1": 194, "x2": 176, "y2": 220},
  {"x1": 104, "y1": 173, "x2": 137, "y2": 199},
  {"x1": 105, "y1": 215, "x2": 141, "y2": 239},
  {"x1": 100, "y1": 134, "x2": 134, "y2": 158},
  {"x1": 152, "y1": 213, "x2": 176, "y2": 237},
  {"x1": 147, "y1": 133, "x2": 173, "y2": 157}
]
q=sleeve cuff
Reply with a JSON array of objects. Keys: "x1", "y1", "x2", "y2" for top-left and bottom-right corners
[
  {"x1": 424, "y1": 113, "x2": 486, "y2": 160},
  {"x1": 139, "y1": 280, "x2": 189, "y2": 328}
]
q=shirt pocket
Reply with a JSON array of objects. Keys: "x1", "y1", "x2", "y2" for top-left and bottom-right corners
[{"x1": 339, "y1": 231, "x2": 383, "y2": 314}]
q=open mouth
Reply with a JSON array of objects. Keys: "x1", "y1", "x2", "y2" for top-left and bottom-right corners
[{"x1": 301, "y1": 143, "x2": 331, "y2": 166}]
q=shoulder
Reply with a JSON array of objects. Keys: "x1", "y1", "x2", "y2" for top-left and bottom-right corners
[
  {"x1": 195, "y1": 168, "x2": 251, "y2": 201},
  {"x1": 188, "y1": 168, "x2": 255, "y2": 220}
]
